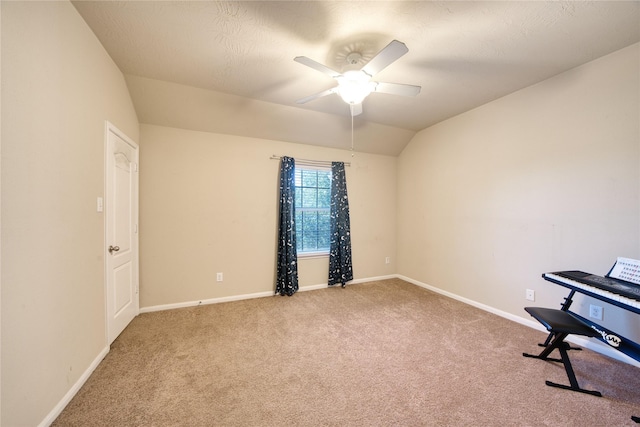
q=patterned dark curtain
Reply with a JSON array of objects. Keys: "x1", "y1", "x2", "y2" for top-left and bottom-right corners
[
  {"x1": 328, "y1": 162, "x2": 353, "y2": 287},
  {"x1": 275, "y1": 156, "x2": 299, "y2": 296}
]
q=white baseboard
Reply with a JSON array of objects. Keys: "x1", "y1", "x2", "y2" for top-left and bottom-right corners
[
  {"x1": 140, "y1": 274, "x2": 398, "y2": 314},
  {"x1": 140, "y1": 290, "x2": 275, "y2": 313},
  {"x1": 398, "y1": 274, "x2": 640, "y2": 368},
  {"x1": 39, "y1": 346, "x2": 110, "y2": 427}
]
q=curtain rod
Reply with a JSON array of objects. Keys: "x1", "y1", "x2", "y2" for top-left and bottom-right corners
[{"x1": 270, "y1": 155, "x2": 351, "y2": 167}]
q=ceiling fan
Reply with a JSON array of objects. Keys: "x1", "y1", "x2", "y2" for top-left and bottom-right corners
[{"x1": 294, "y1": 40, "x2": 421, "y2": 116}]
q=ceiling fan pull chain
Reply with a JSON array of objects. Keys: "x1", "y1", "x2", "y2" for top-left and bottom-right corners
[{"x1": 351, "y1": 111, "x2": 355, "y2": 156}]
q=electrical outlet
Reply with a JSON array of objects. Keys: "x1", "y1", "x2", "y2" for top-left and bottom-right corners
[
  {"x1": 525, "y1": 289, "x2": 535, "y2": 301},
  {"x1": 589, "y1": 304, "x2": 603, "y2": 320},
  {"x1": 385, "y1": 257, "x2": 390, "y2": 264},
  {"x1": 216, "y1": 272, "x2": 223, "y2": 282}
]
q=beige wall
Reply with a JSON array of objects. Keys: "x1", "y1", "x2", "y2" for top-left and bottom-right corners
[
  {"x1": 139, "y1": 124, "x2": 397, "y2": 308},
  {"x1": 1, "y1": 1, "x2": 638, "y2": 424},
  {"x1": 398, "y1": 44, "x2": 639, "y2": 340},
  {"x1": 1, "y1": 2, "x2": 139, "y2": 425}
]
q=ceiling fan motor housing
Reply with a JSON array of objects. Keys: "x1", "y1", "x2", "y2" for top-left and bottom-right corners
[
  {"x1": 346, "y1": 52, "x2": 362, "y2": 65},
  {"x1": 343, "y1": 52, "x2": 364, "y2": 72}
]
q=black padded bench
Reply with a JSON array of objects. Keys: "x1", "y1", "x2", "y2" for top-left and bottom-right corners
[{"x1": 523, "y1": 307, "x2": 602, "y2": 397}]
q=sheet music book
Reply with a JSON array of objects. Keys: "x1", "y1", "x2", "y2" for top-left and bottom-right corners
[{"x1": 607, "y1": 257, "x2": 640, "y2": 285}]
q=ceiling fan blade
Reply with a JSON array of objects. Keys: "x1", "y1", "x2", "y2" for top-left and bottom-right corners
[
  {"x1": 294, "y1": 56, "x2": 341, "y2": 78},
  {"x1": 361, "y1": 40, "x2": 409, "y2": 77},
  {"x1": 374, "y1": 82, "x2": 421, "y2": 97},
  {"x1": 296, "y1": 87, "x2": 337, "y2": 104},
  {"x1": 350, "y1": 103, "x2": 363, "y2": 116}
]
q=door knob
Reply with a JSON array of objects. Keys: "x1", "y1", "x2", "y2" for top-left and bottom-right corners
[{"x1": 109, "y1": 245, "x2": 120, "y2": 254}]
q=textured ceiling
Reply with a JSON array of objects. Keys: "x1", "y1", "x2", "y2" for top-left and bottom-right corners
[{"x1": 72, "y1": 1, "x2": 640, "y2": 156}]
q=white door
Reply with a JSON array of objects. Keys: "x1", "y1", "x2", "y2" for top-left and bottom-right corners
[{"x1": 105, "y1": 122, "x2": 139, "y2": 344}]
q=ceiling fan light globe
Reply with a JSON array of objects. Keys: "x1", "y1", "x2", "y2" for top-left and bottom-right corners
[
  {"x1": 337, "y1": 71, "x2": 375, "y2": 105},
  {"x1": 338, "y1": 87, "x2": 369, "y2": 105}
]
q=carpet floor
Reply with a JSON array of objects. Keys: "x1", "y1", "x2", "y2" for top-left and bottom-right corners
[{"x1": 52, "y1": 279, "x2": 639, "y2": 426}]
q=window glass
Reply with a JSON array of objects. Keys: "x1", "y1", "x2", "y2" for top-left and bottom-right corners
[{"x1": 295, "y1": 167, "x2": 331, "y2": 254}]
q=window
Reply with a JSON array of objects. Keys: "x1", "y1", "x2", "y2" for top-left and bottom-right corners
[{"x1": 295, "y1": 167, "x2": 331, "y2": 254}]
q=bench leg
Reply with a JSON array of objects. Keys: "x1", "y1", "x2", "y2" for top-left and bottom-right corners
[
  {"x1": 523, "y1": 332, "x2": 602, "y2": 397},
  {"x1": 544, "y1": 342, "x2": 602, "y2": 397}
]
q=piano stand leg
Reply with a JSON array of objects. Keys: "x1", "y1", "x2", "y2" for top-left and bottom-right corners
[
  {"x1": 539, "y1": 290, "x2": 580, "y2": 348},
  {"x1": 539, "y1": 290, "x2": 579, "y2": 348},
  {"x1": 524, "y1": 333, "x2": 602, "y2": 397}
]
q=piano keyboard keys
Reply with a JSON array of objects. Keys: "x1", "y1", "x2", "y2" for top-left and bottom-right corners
[{"x1": 544, "y1": 273, "x2": 640, "y2": 312}]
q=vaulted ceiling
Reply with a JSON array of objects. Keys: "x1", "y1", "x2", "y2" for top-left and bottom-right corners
[{"x1": 73, "y1": 1, "x2": 640, "y2": 156}]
